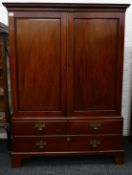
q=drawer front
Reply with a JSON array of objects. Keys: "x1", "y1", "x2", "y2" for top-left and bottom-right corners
[
  {"x1": 12, "y1": 135, "x2": 122, "y2": 152},
  {"x1": 68, "y1": 119, "x2": 123, "y2": 134},
  {"x1": 13, "y1": 136, "x2": 68, "y2": 152},
  {"x1": 12, "y1": 120, "x2": 67, "y2": 135},
  {"x1": 69, "y1": 135, "x2": 122, "y2": 151}
]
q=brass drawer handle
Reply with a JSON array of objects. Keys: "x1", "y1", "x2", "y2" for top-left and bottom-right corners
[
  {"x1": 0, "y1": 112, "x2": 5, "y2": 119},
  {"x1": 0, "y1": 88, "x2": 4, "y2": 96},
  {"x1": 36, "y1": 140, "x2": 47, "y2": 149},
  {"x1": 35, "y1": 122, "x2": 46, "y2": 131},
  {"x1": 66, "y1": 137, "x2": 71, "y2": 142},
  {"x1": 90, "y1": 122, "x2": 101, "y2": 130},
  {"x1": 89, "y1": 139, "x2": 101, "y2": 148}
]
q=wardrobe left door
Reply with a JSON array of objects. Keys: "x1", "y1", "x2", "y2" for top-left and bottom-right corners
[{"x1": 9, "y1": 12, "x2": 67, "y2": 117}]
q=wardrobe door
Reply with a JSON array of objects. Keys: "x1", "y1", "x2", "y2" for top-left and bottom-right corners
[
  {"x1": 9, "y1": 12, "x2": 67, "y2": 117},
  {"x1": 68, "y1": 12, "x2": 124, "y2": 116}
]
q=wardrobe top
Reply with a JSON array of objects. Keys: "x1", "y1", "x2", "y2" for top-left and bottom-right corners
[{"x1": 3, "y1": 3, "x2": 130, "y2": 12}]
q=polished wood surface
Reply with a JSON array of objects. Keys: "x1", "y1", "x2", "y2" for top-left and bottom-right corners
[
  {"x1": 12, "y1": 118, "x2": 122, "y2": 135},
  {"x1": 69, "y1": 118, "x2": 123, "y2": 134},
  {"x1": 3, "y1": 3, "x2": 129, "y2": 12},
  {"x1": 69, "y1": 135, "x2": 122, "y2": 151},
  {"x1": 68, "y1": 12, "x2": 125, "y2": 116},
  {"x1": 12, "y1": 119, "x2": 67, "y2": 135},
  {"x1": 72, "y1": 18, "x2": 117, "y2": 110},
  {"x1": 13, "y1": 136, "x2": 69, "y2": 152},
  {"x1": 8, "y1": 12, "x2": 67, "y2": 117},
  {"x1": 17, "y1": 19, "x2": 61, "y2": 111},
  {"x1": 3, "y1": 3, "x2": 129, "y2": 167},
  {"x1": 14, "y1": 14, "x2": 67, "y2": 115},
  {"x1": 13, "y1": 134, "x2": 122, "y2": 152}
]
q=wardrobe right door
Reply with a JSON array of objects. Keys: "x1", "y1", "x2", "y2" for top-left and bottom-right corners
[{"x1": 68, "y1": 12, "x2": 125, "y2": 117}]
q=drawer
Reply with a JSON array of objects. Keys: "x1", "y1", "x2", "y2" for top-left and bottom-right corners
[
  {"x1": 12, "y1": 136, "x2": 68, "y2": 152},
  {"x1": 69, "y1": 134, "x2": 122, "y2": 151},
  {"x1": 12, "y1": 120, "x2": 67, "y2": 135},
  {"x1": 12, "y1": 135, "x2": 122, "y2": 152},
  {"x1": 68, "y1": 119, "x2": 122, "y2": 134}
]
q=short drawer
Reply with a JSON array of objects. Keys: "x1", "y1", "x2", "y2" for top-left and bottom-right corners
[
  {"x1": 69, "y1": 134, "x2": 122, "y2": 151},
  {"x1": 12, "y1": 136, "x2": 68, "y2": 152},
  {"x1": 12, "y1": 120, "x2": 67, "y2": 135},
  {"x1": 68, "y1": 119, "x2": 123, "y2": 134}
]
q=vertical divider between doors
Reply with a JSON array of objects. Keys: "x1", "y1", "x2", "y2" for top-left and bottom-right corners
[
  {"x1": 67, "y1": 13, "x2": 73, "y2": 117},
  {"x1": 66, "y1": 13, "x2": 69, "y2": 134},
  {"x1": 66, "y1": 13, "x2": 68, "y2": 118},
  {"x1": 61, "y1": 13, "x2": 67, "y2": 117}
]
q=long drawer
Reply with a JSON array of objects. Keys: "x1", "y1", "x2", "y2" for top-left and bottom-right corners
[
  {"x1": 12, "y1": 135, "x2": 122, "y2": 152},
  {"x1": 12, "y1": 120, "x2": 67, "y2": 135},
  {"x1": 68, "y1": 119, "x2": 123, "y2": 134}
]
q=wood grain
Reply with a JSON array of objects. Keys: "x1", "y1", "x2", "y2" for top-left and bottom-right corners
[
  {"x1": 68, "y1": 118, "x2": 123, "y2": 134},
  {"x1": 68, "y1": 12, "x2": 124, "y2": 116},
  {"x1": 8, "y1": 13, "x2": 67, "y2": 117},
  {"x1": 3, "y1": 3, "x2": 129, "y2": 167},
  {"x1": 16, "y1": 19, "x2": 61, "y2": 111},
  {"x1": 13, "y1": 119, "x2": 67, "y2": 135}
]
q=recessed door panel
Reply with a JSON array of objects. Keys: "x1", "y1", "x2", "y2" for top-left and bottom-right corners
[
  {"x1": 11, "y1": 13, "x2": 67, "y2": 117},
  {"x1": 68, "y1": 13, "x2": 123, "y2": 116}
]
